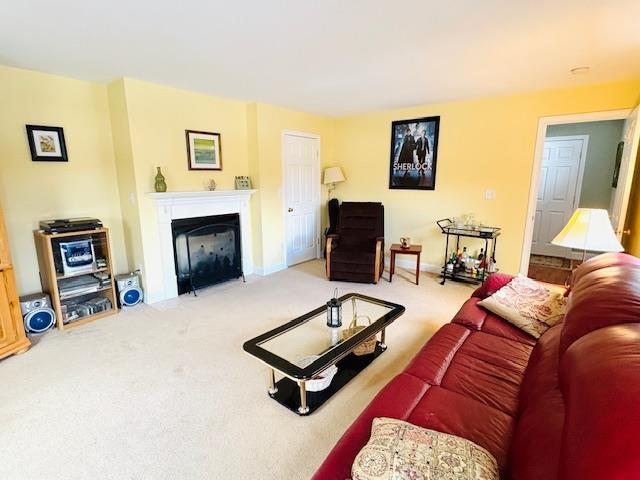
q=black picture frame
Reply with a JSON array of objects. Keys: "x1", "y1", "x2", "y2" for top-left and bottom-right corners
[
  {"x1": 185, "y1": 129, "x2": 222, "y2": 171},
  {"x1": 26, "y1": 125, "x2": 68, "y2": 162},
  {"x1": 612, "y1": 141, "x2": 624, "y2": 188},
  {"x1": 389, "y1": 116, "x2": 440, "y2": 190}
]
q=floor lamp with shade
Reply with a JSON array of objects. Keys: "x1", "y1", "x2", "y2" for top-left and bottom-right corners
[
  {"x1": 551, "y1": 208, "x2": 624, "y2": 264},
  {"x1": 323, "y1": 167, "x2": 345, "y2": 200}
]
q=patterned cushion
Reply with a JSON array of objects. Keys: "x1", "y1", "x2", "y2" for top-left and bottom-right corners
[
  {"x1": 478, "y1": 275, "x2": 567, "y2": 338},
  {"x1": 352, "y1": 417, "x2": 499, "y2": 480}
]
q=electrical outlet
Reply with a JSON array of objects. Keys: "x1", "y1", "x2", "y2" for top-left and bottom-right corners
[
  {"x1": 129, "y1": 192, "x2": 136, "y2": 204},
  {"x1": 484, "y1": 189, "x2": 496, "y2": 200}
]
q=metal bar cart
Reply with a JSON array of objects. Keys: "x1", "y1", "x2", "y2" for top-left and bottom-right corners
[{"x1": 437, "y1": 218, "x2": 501, "y2": 285}]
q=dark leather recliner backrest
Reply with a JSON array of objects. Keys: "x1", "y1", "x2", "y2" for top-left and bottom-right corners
[
  {"x1": 327, "y1": 198, "x2": 340, "y2": 236},
  {"x1": 336, "y1": 202, "x2": 384, "y2": 248}
]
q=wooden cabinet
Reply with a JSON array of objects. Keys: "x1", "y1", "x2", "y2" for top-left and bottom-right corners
[
  {"x1": 0, "y1": 205, "x2": 30, "y2": 360},
  {"x1": 34, "y1": 228, "x2": 118, "y2": 330}
]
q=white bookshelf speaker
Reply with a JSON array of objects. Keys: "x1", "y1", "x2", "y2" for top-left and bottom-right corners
[
  {"x1": 20, "y1": 293, "x2": 56, "y2": 333},
  {"x1": 115, "y1": 273, "x2": 143, "y2": 307}
]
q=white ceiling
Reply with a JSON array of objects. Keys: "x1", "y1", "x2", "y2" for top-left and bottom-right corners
[{"x1": 1, "y1": 0, "x2": 639, "y2": 116}]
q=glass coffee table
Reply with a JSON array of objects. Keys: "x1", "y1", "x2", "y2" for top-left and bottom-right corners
[{"x1": 243, "y1": 293, "x2": 405, "y2": 415}]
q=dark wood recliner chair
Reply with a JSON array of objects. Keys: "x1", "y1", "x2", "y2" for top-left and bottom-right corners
[{"x1": 326, "y1": 202, "x2": 384, "y2": 283}]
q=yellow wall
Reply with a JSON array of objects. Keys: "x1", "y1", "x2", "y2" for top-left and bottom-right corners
[
  {"x1": 252, "y1": 103, "x2": 335, "y2": 271},
  {"x1": 107, "y1": 79, "x2": 144, "y2": 274},
  {"x1": 333, "y1": 79, "x2": 640, "y2": 274},
  {"x1": 2, "y1": 62, "x2": 638, "y2": 298},
  {"x1": 110, "y1": 78, "x2": 252, "y2": 300},
  {"x1": 106, "y1": 80, "x2": 335, "y2": 299},
  {"x1": 0, "y1": 65, "x2": 127, "y2": 294}
]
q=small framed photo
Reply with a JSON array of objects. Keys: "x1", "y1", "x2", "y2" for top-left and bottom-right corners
[
  {"x1": 26, "y1": 125, "x2": 68, "y2": 162},
  {"x1": 186, "y1": 130, "x2": 222, "y2": 170}
]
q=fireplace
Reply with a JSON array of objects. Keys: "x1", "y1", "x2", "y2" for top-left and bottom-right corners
[
  {"x1": 171, "y1": 213, "x2": 243, "y2": 295},
  {"x1": 147, "y1": 189, "x2": 255, "y2": 304}
]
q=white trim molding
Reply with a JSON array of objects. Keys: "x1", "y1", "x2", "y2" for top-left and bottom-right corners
[
  {"x1": 254, "y1": 263, "x2": 287, "y2": 276},
  {"x1": 147, "y1": 189, "x2": 256, "y2": 303},
  {"x1": 520, "y1": 109, "x2": 631, "y2": 274},
  {"x1": 384, "y1": 255, "x2": 441, "y2": 275}
]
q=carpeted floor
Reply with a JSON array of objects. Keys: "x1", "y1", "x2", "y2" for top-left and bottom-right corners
[{"x1": 0, "y1": 260, "x2": 473, "y2": 480}]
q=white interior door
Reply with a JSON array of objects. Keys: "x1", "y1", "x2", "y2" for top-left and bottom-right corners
[
  {"x1": 610, "y1": 106, "x2": 640, "y2": 240},
  {"x1": 531, "y1": 137, "x2": 586, "y2": 257},
  {"x1": 283, "y1": 133, "x2": 320, "y2": 267}
]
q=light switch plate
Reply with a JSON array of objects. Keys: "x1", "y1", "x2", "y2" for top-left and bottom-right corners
[{"x1": 485, "y1": 189, "x2": 496, "y2": 200}]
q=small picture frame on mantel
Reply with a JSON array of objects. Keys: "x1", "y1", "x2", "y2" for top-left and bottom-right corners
[
  {"x1": 186, "y1": 130, "x2": 222, "y2": 170},
  {"x1": 26, "y1": 125, "x2": 68, "y2": 162}
]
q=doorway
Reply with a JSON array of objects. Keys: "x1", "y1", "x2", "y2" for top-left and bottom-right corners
[
  {"x1": 522, "y1": 110, "x2": 638, "y2": 284},
  {"x1": 531, "y1": 135, "x2": 588, "y2": 258},
  {"x1": 282, "y1": 131, "x2": 321, "y2": 267}
]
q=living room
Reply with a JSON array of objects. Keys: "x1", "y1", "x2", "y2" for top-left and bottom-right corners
[{"x1": 1, "y1": 1, "x2": 640, "y2": 479}]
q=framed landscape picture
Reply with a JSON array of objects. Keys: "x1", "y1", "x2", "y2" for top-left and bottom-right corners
[
  {"x1": 186, "y1": 130, "x2": 222, "y2": 170},
  {"x1": 26, "y1": 125, "x2": 68, "y2": 162},
  {"x1": 389, "y1": 116, "x2": 440, "y2": 190}
]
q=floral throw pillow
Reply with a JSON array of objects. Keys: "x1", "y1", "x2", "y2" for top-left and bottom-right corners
[
  {"x1": 478, "y1": 275, "x2": 567, "y2": 338},
  {"x1": 352, "y1": 417, "x2": 499, "y2": 480}
]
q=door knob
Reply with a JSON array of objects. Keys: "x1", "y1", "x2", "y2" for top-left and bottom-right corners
[{"x1": 288, "y1": 208, "x2": 293, "y2": 212}]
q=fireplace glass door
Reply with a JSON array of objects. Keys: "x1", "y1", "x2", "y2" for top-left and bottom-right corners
[{"x1": 172, "y1": 214, "x2": 242, "y2": 295}]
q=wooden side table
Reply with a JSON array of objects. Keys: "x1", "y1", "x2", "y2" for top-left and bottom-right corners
[{"x1": 389, "y1": 244, "x2": 422, "y2": 285}]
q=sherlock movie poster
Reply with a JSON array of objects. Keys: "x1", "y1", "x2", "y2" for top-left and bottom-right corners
[{"x1": 389, "y1": 116, "x2": 440, "y2": 190}]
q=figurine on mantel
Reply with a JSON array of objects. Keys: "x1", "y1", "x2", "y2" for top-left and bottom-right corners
[
  {"x1": 154, "y1": 167, "x2": 167, "y2": 192},
  {"x1": 205, "y1": 179, "x2": 217, "y2": 191}
]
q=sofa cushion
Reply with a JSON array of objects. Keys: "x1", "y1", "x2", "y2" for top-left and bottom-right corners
[
  {"x1": 313, "y1": 317, "x2": 535, "y2": 480},
  {"x1": 438, "y1": 331, "x2": 532, "y2": 417},
  {"x1": 405, "y1": 385, "x2": 517, "y2": 472},
  {"x1": 472, "y1": 272, "x2": 514, "y2": 299},
  {"x1": 559, "y1": 323, "x2": 640, "y2": 479},
  {"x1": 351, "y1": 417, "x2": 499, "y2": 480},
  {"x1": 560, "y1": 253, "x2": 640, "y2": 355},
  {"x1": 569, "y1": 251, "x2": 640, "y2": 287},
  {"x1": 509, "y1": 324, "x2": 564, "y2": 480},
  {"x1": 312, "y1": 374, "x2": 430, "y2": 480},
  {"x1": 478, "y1": 275, "x2": 567, "y2": 338},
  {"x1": 451, "y1": 297, "x2": 536, "y2": 346}
]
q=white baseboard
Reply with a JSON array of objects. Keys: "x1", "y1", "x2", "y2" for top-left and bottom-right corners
[
  {"x1": 144, "y1": 291, "x2": 164, "y2": 305},
  {"x1": 385, "y1": 256, "x2": 441, "y2": 275},
  {"x1": 254, "y1": 263, "x2": 287, "y2": 276}
]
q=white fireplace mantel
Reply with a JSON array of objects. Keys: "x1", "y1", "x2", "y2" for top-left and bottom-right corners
[{"x1": 147, "y1": 189, "x2": 256, "y2": 303}]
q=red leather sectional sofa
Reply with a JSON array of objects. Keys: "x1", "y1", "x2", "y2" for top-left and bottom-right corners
[{"x1": 313, "y1": 252, "x2": 640, "y2": 479}]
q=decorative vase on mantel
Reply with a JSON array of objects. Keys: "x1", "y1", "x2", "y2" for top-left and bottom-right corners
[{"x1": 154, "y1": 167, "x2": 167, "y2": 192}]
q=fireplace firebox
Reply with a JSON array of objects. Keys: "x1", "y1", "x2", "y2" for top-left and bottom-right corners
[{"x1": 171, "y1": 213, "x2": 243, "y2": 295}]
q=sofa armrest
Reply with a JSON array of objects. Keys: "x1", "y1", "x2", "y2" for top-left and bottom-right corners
[{"x1": 472, "y1": 272, "x2": 514, "y2": 299}]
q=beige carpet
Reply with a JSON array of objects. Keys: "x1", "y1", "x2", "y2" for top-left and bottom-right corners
[{"x1": 0, "y1": 260, "x2": 473, "y2": 480}]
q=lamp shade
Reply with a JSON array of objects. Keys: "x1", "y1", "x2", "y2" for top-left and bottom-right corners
[
  {"x1": 323, "y1": 167, "x2": 345, "y2": 185},
  {"x1": 551, "y1": 208, "x2": 623, "y2": 253}
]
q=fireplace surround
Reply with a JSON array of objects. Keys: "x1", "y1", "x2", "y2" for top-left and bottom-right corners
[{"x1": 148, "y1": 189, "x2": 256, "y2": 303}]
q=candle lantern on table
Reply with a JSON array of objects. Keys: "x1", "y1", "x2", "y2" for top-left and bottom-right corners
[{"x1": 326, "y1": 289, "x2": 342, "y2": 327}]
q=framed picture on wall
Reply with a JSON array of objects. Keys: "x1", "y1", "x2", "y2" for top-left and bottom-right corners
[
  {"x1": 186, "y1": 130, "x2": 222, "y2": 170},
  {"x1": 389, "y1": 116, "x2": 440, "y2": 190},
  {"x1": 612, "y1": 141, "x2": 624, "y2": 188},
  {"x1": 26, "y1": 125, "x2": 68, "y2": 162}
]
